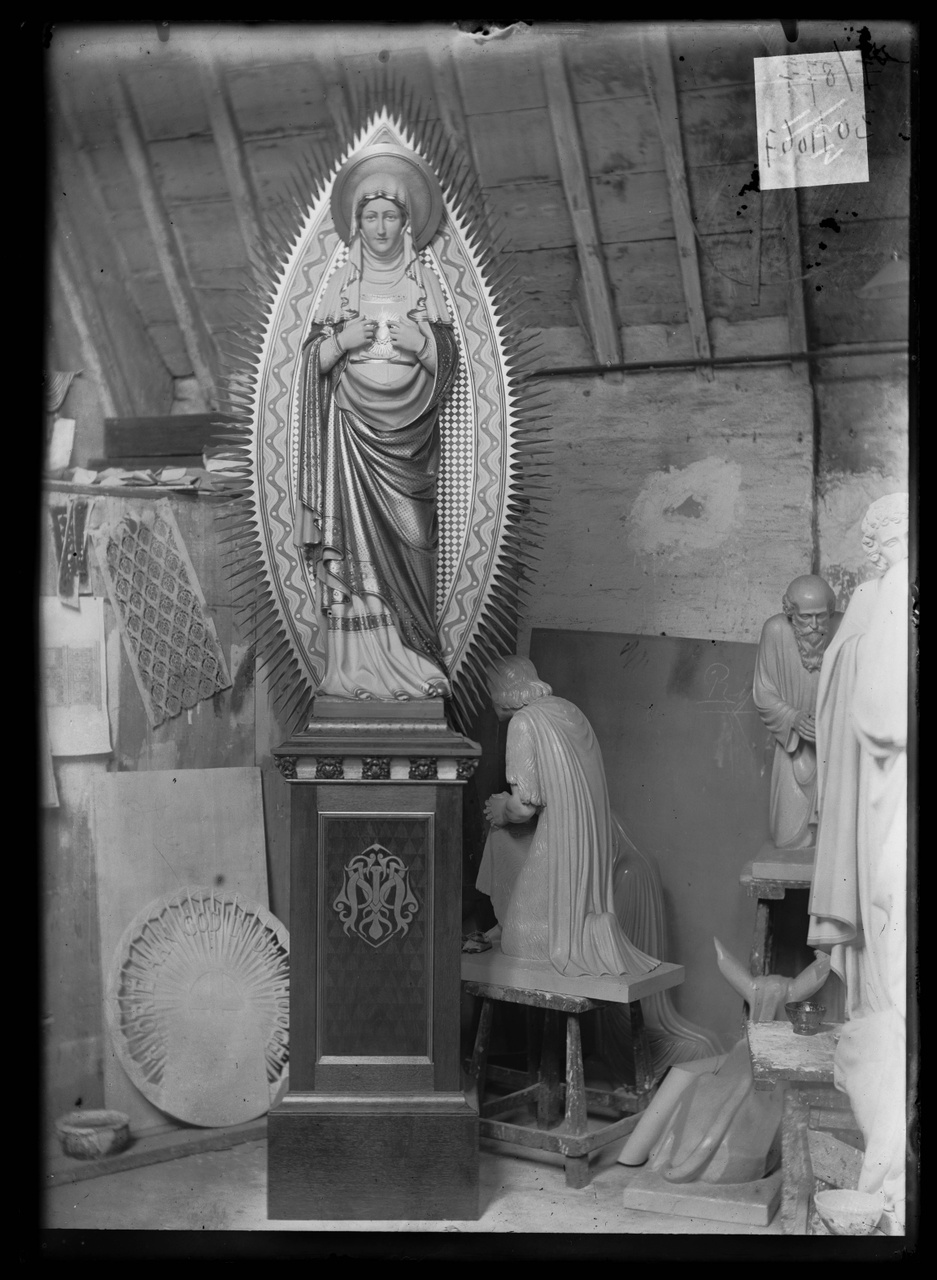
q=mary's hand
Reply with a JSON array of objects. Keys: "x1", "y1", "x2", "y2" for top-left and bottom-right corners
[
  {"x1": 338, "y1": 316, "x2": 377, "y2": 352},
  {"x1": 388, "y1": 317, "x2": 429, "y2": 354}
]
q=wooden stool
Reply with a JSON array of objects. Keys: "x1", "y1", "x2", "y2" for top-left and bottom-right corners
[{"x1": 464, "y1": 979, "x2": 657, "y2": 1187}]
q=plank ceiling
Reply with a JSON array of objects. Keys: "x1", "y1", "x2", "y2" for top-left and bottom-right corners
[{"x1": 46, "y1": 20, "x2": 913, "y2": 417}]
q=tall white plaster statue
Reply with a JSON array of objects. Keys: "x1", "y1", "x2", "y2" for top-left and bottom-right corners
[
  {"x1": 293, "y1": 144, "x2": 458, "y2": 701},
  {"x1": 808, "y1": 491, "x2": 910, "y2": 1231},
  {"x1": 477, "y1": 656, "x2": 660, "y2": 979},
  {"x1": 753, "y1": 575, "x2": 842, "y2": 849}
]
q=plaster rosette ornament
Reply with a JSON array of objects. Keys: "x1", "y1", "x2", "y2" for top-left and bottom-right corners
[
  {"x1": 214, "y1": 81, "x2": 549, "y2": 732},
  {"x1": 106, "y1": 888, "x2": 290, "y2": 1128}
]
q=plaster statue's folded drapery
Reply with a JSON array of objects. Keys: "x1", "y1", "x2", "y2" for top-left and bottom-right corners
[
  {"x1": 483, "y1": 695, "x2": 661, "y2": 979},
  {"x1": 753, "y1": 615, "x2": 823, "y2": 848},
  {"x1": 293, "y1": 183, "x2": 459, "y2": 700},
  {"x1": 598, "y1": 818, "x2": 719, "y2": 1078},
  {"x1": 477, "y1": 813, "x2": 719, "y2": 1076},
  {"x1": 619, "y1": 1040, "x2": 784, "y2": 1185},
  {"x1": 617, "y1": 941, "x2": 829, "y2": 1185},
  {"x1": 808, "y1": 561, "x2": 908, "y2": 1020},
  {"x1": 809, "y1": 553, "x2": 909, "y2": 1226}
]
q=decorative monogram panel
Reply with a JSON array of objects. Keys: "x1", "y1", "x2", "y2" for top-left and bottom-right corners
[
  {"x1": 333, "y1": 844, "x2": 419, "y2": 948},
  {"x1": 318, "y1": 815, "x2": 432, "y2": 1058}
]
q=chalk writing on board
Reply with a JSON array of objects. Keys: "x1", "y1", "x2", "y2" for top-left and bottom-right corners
[
  {"x1": 755, "y1": 50, "x2": 869, "y2": 190},
  {"x1": 696, "y1": 662, "x2": 760, "y2": 766}
]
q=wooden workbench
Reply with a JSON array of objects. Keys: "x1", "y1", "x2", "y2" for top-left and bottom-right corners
[{"x1": 746, "y1": 1019, "x2": 862, "y2": 1235}]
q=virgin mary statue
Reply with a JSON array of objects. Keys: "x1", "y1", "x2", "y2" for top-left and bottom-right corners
[{"x1": 292, "y1": 142, "x2": 459, "y2": 701}]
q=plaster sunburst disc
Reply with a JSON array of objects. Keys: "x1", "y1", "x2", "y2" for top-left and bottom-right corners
[{"x1": 106, "y1": 888, "x2": 289, "y2": 1128}]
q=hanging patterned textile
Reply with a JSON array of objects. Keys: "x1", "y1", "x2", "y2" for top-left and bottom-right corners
[{"x1": 91, "y1": 499, "x2": 231, "y2": 727}]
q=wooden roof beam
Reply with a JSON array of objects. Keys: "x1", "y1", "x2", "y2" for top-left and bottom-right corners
[
  {"x1": 641, "y1": 28, "x2": 714, "y2": 380},
  {"x1": 51, "y1": 156, "x2": 173, "y2": 418},
  {"x1": 110, "y1": 75, "x2": 220, "y2": 409},
  {"x1": 200, "y1": 61, "x2": 267, "y2": 272},
  {"x1": 429, "y1": 50, "x2": 489, "y2": 213},
  {"x1": 51, "y1": 234, "x2": 120, "y2": 421},
  {"x1": 758, "y1": 26, "x2": 809, "y2": 363},
  {"x1": 50, "y1": 81, "x2": 174, "y2": 417},
  {"x1": 542, "y1": 47, "x2": 622, "y2": 371},
  {"x1": 311, "y1": 56, "x2": 354, "y2": 144}
]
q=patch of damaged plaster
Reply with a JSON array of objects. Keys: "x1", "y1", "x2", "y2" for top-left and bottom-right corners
[{"x1": 627, "y1": 457, "x2": 742, "y2": 557}]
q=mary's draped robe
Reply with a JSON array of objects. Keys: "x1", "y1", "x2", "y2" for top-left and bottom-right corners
[{"x1": 293, "y1": 233, "x2": 458, "y2": 700}]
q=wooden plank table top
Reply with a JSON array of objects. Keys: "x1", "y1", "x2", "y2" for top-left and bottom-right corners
[
  {"x1": 461, "y1": 941, "x2": 683, "y2": 1006},
  {"x1": 746, "y1": 1018, "x2": 842, "y2": 1091},
  {"x1": 740, "y1": 845, "x2": 814, "y2": 898}
]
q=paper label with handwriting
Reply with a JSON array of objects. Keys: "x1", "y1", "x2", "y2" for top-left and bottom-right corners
[{"x1": 755, "y1": 51, "x2": 868, "y2": 189}]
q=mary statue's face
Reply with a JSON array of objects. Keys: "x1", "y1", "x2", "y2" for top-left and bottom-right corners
[{"x1": 358, "y1": 197, "x2": 406, "y2": 258}]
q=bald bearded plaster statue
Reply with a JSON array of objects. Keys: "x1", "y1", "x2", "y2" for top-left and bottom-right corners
[{"x1": 753, "y1": 575, "x2": 842, "y2": 850}]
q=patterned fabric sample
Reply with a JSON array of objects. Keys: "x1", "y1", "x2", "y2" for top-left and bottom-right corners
[{"x1": 91, "y1": 499, "x2": 231, "y2": 727}]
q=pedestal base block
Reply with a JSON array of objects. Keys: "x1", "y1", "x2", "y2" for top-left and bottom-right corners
[
  {"x1": 267, "y1": 1094, "x2": 478, "y2": 1220},
  {"x1": 621, "y1": 1166, "x2": 782, "y2": 1227}
]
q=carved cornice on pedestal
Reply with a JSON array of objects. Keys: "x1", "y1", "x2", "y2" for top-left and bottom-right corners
[
  {"x1": 408, "y1": 757, "x2": 439, "y2": 781},
  {"x1": 272, "y1": 706, "x2": 481, "y2": 783},
  {"x1": 362, "y1": 756, "x2": 391, "y2": 780}
]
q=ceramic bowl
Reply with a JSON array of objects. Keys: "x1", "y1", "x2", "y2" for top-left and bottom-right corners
[
  {"x1": 55, "y1": 1109, "x2": 131, "y2": 1160},
  {"x1": 814, "y1": 1188, "x2": 883, "y2": 1235},
  {"x1": 785, "y1": 1000, "x2": 826, "y2": 1035}
]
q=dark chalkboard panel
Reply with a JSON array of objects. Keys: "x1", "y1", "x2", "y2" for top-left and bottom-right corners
[{"x1": 530, "y1": 627, "x2": 775, "y2": 1050}]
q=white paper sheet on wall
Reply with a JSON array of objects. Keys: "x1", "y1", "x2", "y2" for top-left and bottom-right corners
[
  {"x1": 41, "y1": 596, "x2": 112, "y2": 756},
  {"x1": 755, "y1": 50, "x2": 869, "y2": 190}
]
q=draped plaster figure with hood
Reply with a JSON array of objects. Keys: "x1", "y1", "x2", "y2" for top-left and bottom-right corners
[
  {"x1": 293, "y1": 144, "x2": 459, "y2": 701},
  {"x1": 477, "y1": 656, "x2": 661, "y2": 980},
  {"x1": 808, "y1": 492, "x2": 910, "y2": 1231}
]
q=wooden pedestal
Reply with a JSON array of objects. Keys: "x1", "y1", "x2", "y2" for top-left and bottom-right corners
[{"x1": 267, "y1": 705, "x2": 481, "y2": 1221}]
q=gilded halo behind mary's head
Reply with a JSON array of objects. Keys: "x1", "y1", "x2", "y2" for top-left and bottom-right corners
[{"x1": 331, "y1": 140, "x2": 445, "y2": 250}]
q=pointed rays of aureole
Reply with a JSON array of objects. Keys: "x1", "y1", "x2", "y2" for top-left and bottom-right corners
[{"x1": 213, "y1": 75, "x2": 551, "y2": 734}]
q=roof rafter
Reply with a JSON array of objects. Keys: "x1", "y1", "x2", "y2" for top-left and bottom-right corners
[
  {"x1": 641, "y1": 28, "x2": 714, "y2": 380},
  {"x1": 429, "y1": 49, "x2": 489, "y2": 216},
  {"x1": 542, "y1": 46, "x2": 622, "y2": 371},
  {"x1": 50, "y1": 79, "x2": 173, "y2": 416},
  {"x1": 110, "y1": 74, "x2": 220, "y2": 408},
  {"x1": 758, "y1": 27, "x2": 809, "y2": 365},
  {"x1": 200, "y1": 60, "x2": 267, "y2": 274},
  {"x1": 51, "y1": 235, "x2": 121, "y2": 420}
]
